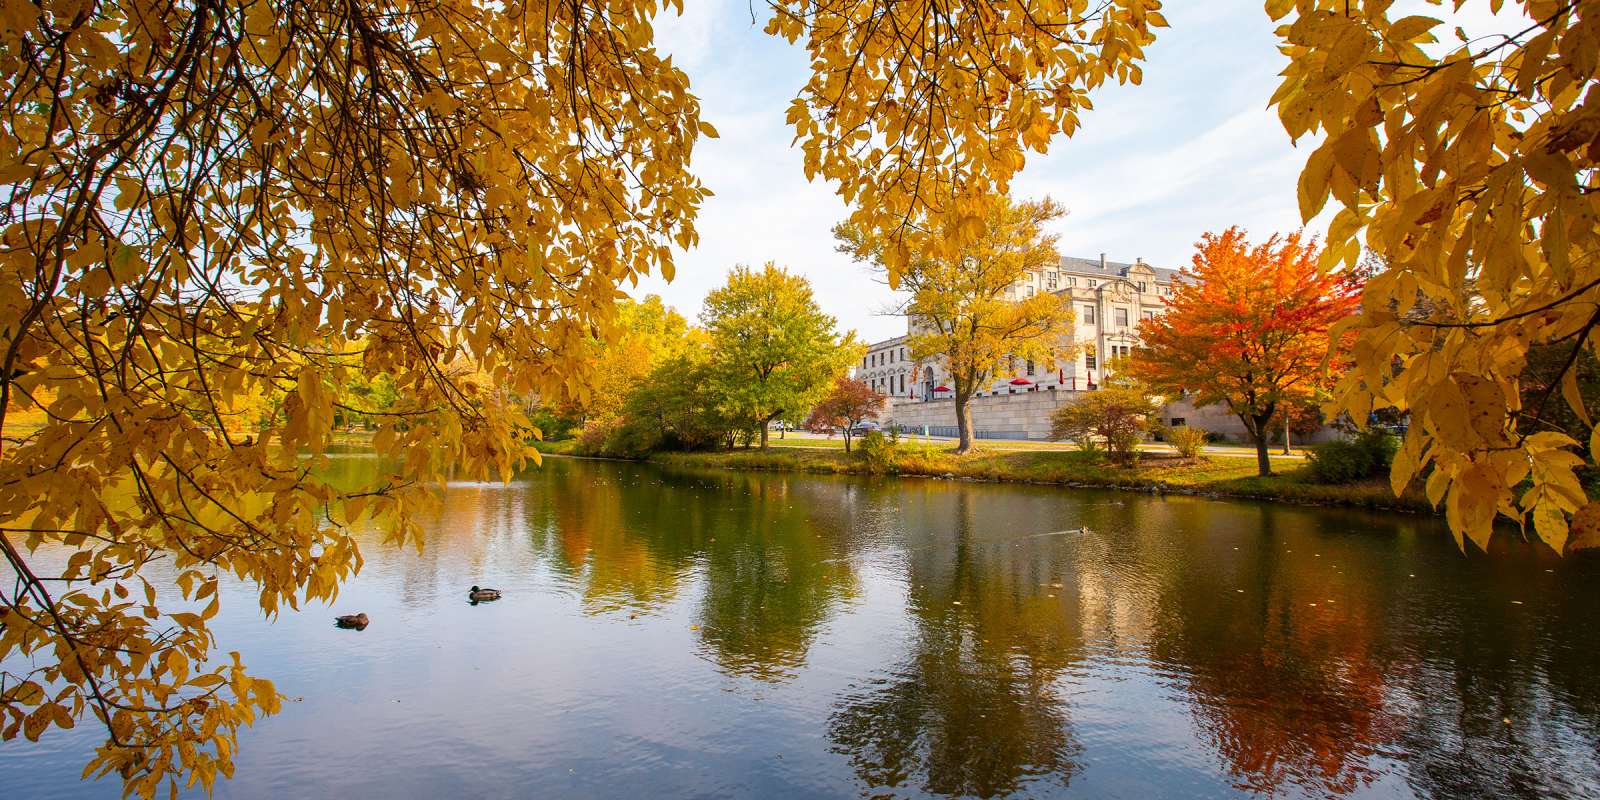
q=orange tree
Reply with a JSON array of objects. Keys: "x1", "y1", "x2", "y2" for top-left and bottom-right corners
[
  {"x1": 1129, "y1": 228, "x2": 1359, "y2": 476},
  {"x1": 805, "y1": 378, "x2": 887, "y2": 452}
]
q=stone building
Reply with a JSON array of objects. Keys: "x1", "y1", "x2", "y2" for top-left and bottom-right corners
[{"x1": 859, "y1": 253, "x2": 1179, "y2": 399}]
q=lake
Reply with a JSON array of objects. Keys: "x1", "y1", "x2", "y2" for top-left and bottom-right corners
[{"x1": 4, "y1": 455, "x2": 1599, "y2": 798}]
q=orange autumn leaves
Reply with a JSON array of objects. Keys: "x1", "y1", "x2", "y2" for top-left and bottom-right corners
[{"x1": 1131, "y1": 228, "x2": 1360, "y2": 475}]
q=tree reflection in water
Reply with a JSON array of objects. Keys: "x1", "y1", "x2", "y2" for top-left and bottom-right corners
[
  {"x1": 829, "y1": 490, "x2": 1084, "y2": 797},
  {"x1": 308, "y1": 454, "x2": 1600, "y2": 799}
]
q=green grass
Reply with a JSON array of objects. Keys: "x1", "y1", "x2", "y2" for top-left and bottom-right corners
[{"x1": 643, "y1": 444, "x2": 1429, "y2": 513}]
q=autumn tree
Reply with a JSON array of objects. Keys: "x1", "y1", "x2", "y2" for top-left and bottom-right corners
[
  {"x1": 0, "y1": 1, "x2": 1169, "y2": 794},
  {"x1": 701, "y1": 264, "x2": 859, "y2": 449},
  {"x1": 837, "y1": 196, "x2": 1073, "y2": 454},
  {"x1": 1269, "y1": 0, "x2": 1600, "y2": 553},
  {"x1": 0, "y1": 2, "x2": 711, "y2": 794},
  {"x1": 563, "y1": 296, "x2": 691, "y2": 428},
  {"x1": 1129, "y1": 228, "x2": 1358, "y2": 477},
  {"x1": 805, "y1": 378, "x2": 887, "y2": 452}
]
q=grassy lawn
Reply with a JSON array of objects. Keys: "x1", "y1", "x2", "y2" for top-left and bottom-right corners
[
  {"x1": 646, "y1": 444, "x2": 1427, "y2": 513},
  {"x1": 767, "y1": 433, "x2": 1312, "y2": 458}
]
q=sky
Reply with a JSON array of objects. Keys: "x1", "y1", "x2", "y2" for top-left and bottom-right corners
[{"x1": 632, "y1": 1, "x2": 1523, "y2": 344}]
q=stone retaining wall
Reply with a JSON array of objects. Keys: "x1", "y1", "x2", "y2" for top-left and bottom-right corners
[{"x1": 883, "y1": 391, "x2": 1339, "y2": 444}]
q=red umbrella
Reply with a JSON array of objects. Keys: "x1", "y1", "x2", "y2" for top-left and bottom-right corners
[
  {"x1": 933, "y1": 385, "x2": 950, "y2": 392},
  {"x1": 1009, "y1": 377, "x2": 1032, "y2": 385}
]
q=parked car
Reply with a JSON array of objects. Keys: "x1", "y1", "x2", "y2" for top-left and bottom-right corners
[{"x1": 849, "y1": 420, "x2": 882, "y2": 436}]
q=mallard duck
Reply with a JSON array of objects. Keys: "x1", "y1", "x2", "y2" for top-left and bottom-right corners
[
  {"x1": 468, "y1": 585, "x2": 502, "y2": 602},
  {"x1": 334, "y1": 613, "x2": 369, "y2": 629}
]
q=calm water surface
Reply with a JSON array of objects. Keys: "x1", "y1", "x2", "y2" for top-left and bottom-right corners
[{"x1": 5, "y1": 456, "x2": 1600, "y2": 798}]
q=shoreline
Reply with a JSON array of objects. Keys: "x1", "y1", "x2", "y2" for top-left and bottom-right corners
[{"x1": 533, "y1": 441, "x2": 1432, "y2": 515}]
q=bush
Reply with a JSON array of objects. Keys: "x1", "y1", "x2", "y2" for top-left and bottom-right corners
[
  {"x1": 857, "y1": 430, "x2": 898, "y2": 474},
  {"x1": 574, "y1": 420, "x2": 614, "y2": 456},
  {"x1": 1166, "y1": 425, "x2": 1208, "y2": 459},
  {"x1": 1049, "y1": 381, "x2": 1159, "y2": 466},
  {"x1": 1307, "y1": 428, "x2": 1398, "y2": 484}
]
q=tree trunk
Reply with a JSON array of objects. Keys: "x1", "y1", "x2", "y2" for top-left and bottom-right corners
[
  {"x1": 1281, "y1": 413, "x2": 1291, "y2": 455},
  {"x1": 955, "y1": 392, "x2": 975, "y2": 454},
  {"x1": 760, "y1": 414, "x2": 773, "y2": 449},
  {"x1": 844, "y1": 429, "x2": 852, "y2": 453},
  {"x1": 1248, "y1": 413, "x2": 1274, "y2": 477}
]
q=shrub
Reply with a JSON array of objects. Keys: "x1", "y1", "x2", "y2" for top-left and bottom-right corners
[
  {"x1": 857, "y1": 430, "x2": 898, "y2": 474},
  {"x1": 1307, "y1": 428, "x2": 1398, "y2": 484},
  {"x1": 1166, "y1": 425, "x2": 1208, "y2": 459},
  {"x1": 574, "y1": 420, "x2": 619, "y2": 456},
  {"x1": 1049, "y1": 380, "x2": 1159, "y2": 466}
]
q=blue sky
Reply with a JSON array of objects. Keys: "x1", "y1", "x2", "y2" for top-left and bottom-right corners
[{"x1": 633, "y1": 1, "x2": 1520, "y2": 343}]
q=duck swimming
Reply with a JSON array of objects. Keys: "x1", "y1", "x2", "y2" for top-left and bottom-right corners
[
  {"x1": 468, "y1": 585, "x2": 502, "y2": 602},
  {"x1": 334, "y1": 613, "x2": 369, "y2": 629}
]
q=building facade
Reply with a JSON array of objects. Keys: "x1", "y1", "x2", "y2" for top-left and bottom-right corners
[{"x1": 861, "y1": 253, "x2": 1181, "y2": 401}]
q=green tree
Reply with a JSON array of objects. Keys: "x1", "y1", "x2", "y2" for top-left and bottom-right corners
[
  {"x1": 700, "y1": 264, "x2": 860, "y2": 449},
  {"x1": 837, "y1": 196, "x2": 1072, "y2": 454}
]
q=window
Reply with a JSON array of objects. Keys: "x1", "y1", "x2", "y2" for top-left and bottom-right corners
[
  {"x1": 1085, "y1": 353, "x2": 1097, "y2": 370},
  {"x1": 1114, "y1": 307, "x2": 1129, "y2": 326},
  {"x1": 1170, "y1": 418, "x2": 1187, "y2": 427},
  {"x1": 1066, "y1": 276, "x2": 1077, "y2": 287},
  {"x1": 900, "y1": 347, "x2": 906, "y2": 361},
  {"x1": 1088, "y1": 279, "x2": 1098, "y2": 288},
  {"x1": 1142, "y1": 310, "x2": 1155, "y2": 322},
  {"x1": 1026, "y1": 285, "x2": 1036, "y2": 297},
  {"x1": 1136, "y1": 282, "x2": 1146, "y2": 292},
  {"x1": 1081, "y1": 305, "x2": 1095, "y2": 325},
  {"x1": 1026, "y1": 360, "x2": 1035, "y2": 376},
  {"x1": 1046, "y1": 272, "x2": 1058, "y2": 289}
]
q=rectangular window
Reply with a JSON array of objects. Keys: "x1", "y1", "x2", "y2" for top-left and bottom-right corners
[
  {"x1": 1082, "y1": 305, "x2": 1095, "y2": 325},
  {"x1": 1136, "y1": 282, "x2": 1146, "y2": 292},
  {"x1": 1170, "y1": 418, "x2": 1186, "y2": 427},
  {"x1": 1142, "y1": 310, "x2": 1155, "y2": 321},
  {"x1": 1046, "y1": 272, "x2": 1058, "y2": 289},
  {"x1": 1066, "y1": 277, "x2": 1077, "y2": 287},
  {"x1": 1088, "y1": 279, "x2": 1098, "y2": 288},
  {"x1": 1086, "y1": 353, "x2": 1097, "y2": 370},
  {"x1": 1026, "y1": 285, "x2": 1036, "y2": 297},
  {"x1": 1115, "y1": 308, "x2": 1129, "y2": 327},
  {"x1": 1026, "y1": 360, "x2": 1035, "y2": 376}
]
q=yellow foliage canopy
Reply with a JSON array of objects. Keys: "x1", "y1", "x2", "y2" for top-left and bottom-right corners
[
  {"x1": 0, "y1": 1, "x2": 706, "y2": 794},
  {"x1": 770, "y1": 0, "x2": 1167, "y2": 277},
  {"x1": 1270, "y1": 0, "x2": 1600, "y2": 552}
]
